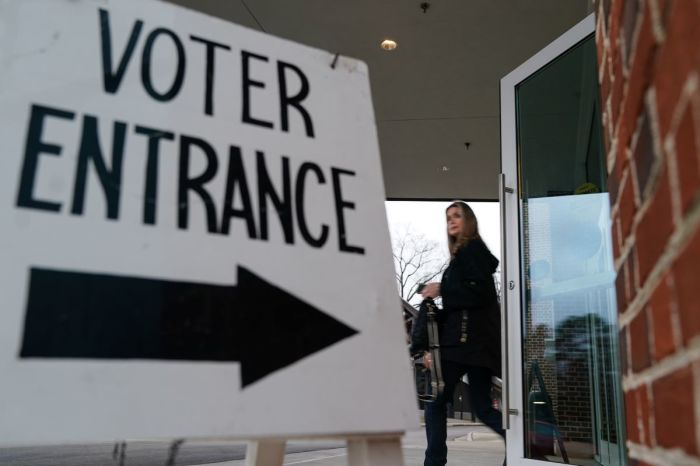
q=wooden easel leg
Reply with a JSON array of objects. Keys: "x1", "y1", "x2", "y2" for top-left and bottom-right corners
[
  {"x1": 244, "y1": 439, "x2": 286, "y2": 466},
  {"x1": 346, "y1": 436, "x2": 404, "y2": 466}
]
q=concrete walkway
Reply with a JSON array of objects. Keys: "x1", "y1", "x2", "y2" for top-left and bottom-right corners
[{"x1": 197, "y1": 419, "x2": 505, "y2": 466}]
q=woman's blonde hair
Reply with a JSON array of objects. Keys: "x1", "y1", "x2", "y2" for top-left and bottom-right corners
[{"x1": 446, "y1": 201, "x2": 480, "y2": 257}]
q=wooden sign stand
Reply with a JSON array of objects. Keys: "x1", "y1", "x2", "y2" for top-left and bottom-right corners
[{"x1": 244, "y1": 433, "x2": 405, "y2": 466}]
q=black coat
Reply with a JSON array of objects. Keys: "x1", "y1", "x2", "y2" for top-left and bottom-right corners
[{"x1": 438, "y1": 238, "x2": 501, "y2": 375}]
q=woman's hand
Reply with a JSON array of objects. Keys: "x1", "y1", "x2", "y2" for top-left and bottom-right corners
[
  {"x1": 422, "y1": 351, "x2": 432, "y2": 369},
  {"x1": 420, "y1": 282, "x2": 441, "y2": 299}
]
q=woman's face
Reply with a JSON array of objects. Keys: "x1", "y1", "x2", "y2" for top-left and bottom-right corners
[{"x1": 446, "y1": 206, "x2": 466, "y2": 237}]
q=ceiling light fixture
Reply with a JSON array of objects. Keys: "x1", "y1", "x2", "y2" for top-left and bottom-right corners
[{"x1": 380, "y1": 39, "x2": 398, "y2": 51}]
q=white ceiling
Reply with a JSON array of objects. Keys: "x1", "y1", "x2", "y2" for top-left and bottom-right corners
[{"x1": 165, "y1": 0, "x2": 591, "y2": 199}]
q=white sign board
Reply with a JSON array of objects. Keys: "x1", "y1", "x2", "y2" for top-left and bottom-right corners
[{"x1": 0, "y1": 0, "x2": 418, "y2": 445}]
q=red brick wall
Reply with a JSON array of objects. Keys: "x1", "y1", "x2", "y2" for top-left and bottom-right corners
[{"x1": 595, "y1": 0, "x2": 700, "y2": 464}]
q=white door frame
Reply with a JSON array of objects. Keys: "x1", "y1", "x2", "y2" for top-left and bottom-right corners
[{"x1": 499, "y1": 14, "x2": 596, "y2": 465}]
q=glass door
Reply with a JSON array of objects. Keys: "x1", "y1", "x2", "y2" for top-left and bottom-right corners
[{"x1": 500, "y1": 15, "x2": 626, "y2": 466}]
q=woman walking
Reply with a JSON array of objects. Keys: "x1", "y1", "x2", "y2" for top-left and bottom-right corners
[{"x1": 419, "y1": 201, "x2": 504, "y2": 466}]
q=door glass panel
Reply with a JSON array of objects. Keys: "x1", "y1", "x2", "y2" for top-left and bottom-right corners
[{"x1": 515, "y1": 35, "x2": 626, "y2": 466}]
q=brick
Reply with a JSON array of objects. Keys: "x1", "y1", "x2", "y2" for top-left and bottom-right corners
[
  {"x1": 624, "y1": 385, "x2": 655, "y2": 449},
  {"x1": 601, "y1": 59, "x2": 612, "y2": 116},
  {"x1": 608, "y1": 0, "x2": 625, "y2": 55},
  {"x1": 633, "y1": 110, "x2": 659, "y2": 201},
  {"x1": 619, "y1": 5, "x2": 656, "y2": 149},
  {"x1": 619, "y1": 173, "x2": 637, "y2": 240},
  {"x1": 622, "y1": 246, "x2": 640, "y2": 300},
  {"x1": 624, "y1": 388, "x2": 640, "y2": 443},
  {"x1": 611, "y1": 49, "x2": 625, "y2": 126},
  {"x1": 648, "y1": 0, "x2": 668, "y2": 44},
  {"x1": 602, "y1": 0, "x2": 612, "y2": 32},
  {"x1": 639, "y1": 384, "x2": 653, "y2": 447},
  {"x1": 649, "y1": 273, "x2": 676, "y2": 360},
  {"x1": 615, "y1": 135, "x2": 629, "y2": 178},
  {"x1": 657, "y1": 0, "x2": 672, "y2": 26},
  {"x1": 616, "y1": 261, "x2": 628, "y2": 312},
  {"x1": 603, "y1": 112, "x2": 612, "y2": 158},
  {"x1": 630, "y1": 308, "x2": 651, "y2": 371},
  {"x1": 672, "y1": 100, "x2": 700, "y2": 216},
  {"x1": 596, "y1": 16, "x2": 607, "y2": 70},
  {"x1": 653, "y1": 365, "x2": 697, "y2": 455},
  {"x1": 603, "y1": 110, "x2": 613, "y2": 156},
  {"x1": 652, "y1": 0, "x2": 700, "y2": 138},
  {"x1": 635, "y1": 163, "x2": 673, "y2": 284},
  {"x1": 623, "y1": 254, "x2": 633, "y2": 302},
  {"x1": 612, "y1": 214, "x2": 621, "y2": 261},
  {"x1": 621, "y1": 0, "x2": 640, "y2": 66},
  {"x1": 630, "y1": 247, "x2": 640, "y2": 292},
  {"x1": 615, "y1": 114, "x2": 630, "y2": 158},
  {"x1": 620, "y1": 326, "x2": 629, "y2": 374},
  {"x1": 616, "y1": 114, "x2": 633, "y2": 170},
  {"x1": 673, "y1": 224, "x2": 700, "y2": 344},
  {"x1": 609, "y1": 157, "x2": 622, "y2": 206}
]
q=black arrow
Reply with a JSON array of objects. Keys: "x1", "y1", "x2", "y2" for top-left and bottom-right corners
[{"x1": 19, "y1": 266, "x2": 358, "y2": 388}]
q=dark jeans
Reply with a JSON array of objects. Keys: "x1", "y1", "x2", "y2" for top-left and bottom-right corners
[{"x1": 424, "y1": 361, "x2": 505, "y2": 466}]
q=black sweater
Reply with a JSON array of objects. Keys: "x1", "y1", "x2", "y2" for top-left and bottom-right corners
[{"x1": 438, "y1": 238, "x2": 501, "y2": 374}]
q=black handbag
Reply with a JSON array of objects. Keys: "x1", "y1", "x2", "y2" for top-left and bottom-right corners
[{"x1": 410, "y1": 298, "x2": 444, "y2": 402}]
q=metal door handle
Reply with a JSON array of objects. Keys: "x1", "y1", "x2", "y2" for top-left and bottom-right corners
[{"x1": 499, "y1": 173, "x2": 515, "y2": 429}]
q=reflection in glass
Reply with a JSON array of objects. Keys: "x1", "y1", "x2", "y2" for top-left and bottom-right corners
[{"x1": 516, "y1": 35, "x2": 626, "y2": 466}]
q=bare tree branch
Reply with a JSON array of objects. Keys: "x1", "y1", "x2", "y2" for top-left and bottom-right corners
[{"x1": 389, "y1": 225, "x2": 448, "y2": 306}]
